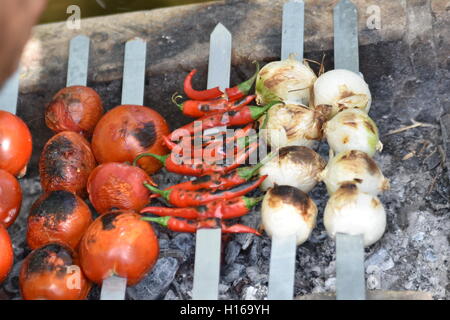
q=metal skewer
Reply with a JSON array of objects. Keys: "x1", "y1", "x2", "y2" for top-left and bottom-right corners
[
  {"x1": 99, "y1": 37, "x2": 147, "y2": 300},
  {"x1": 333, "y1": 0, "x2": 366, "y2": 300},
  {"x1": 267, "y1": 0, "x2": 304, "y2": 300},
  {"x1": 67, "y1": 35, "x2": 90, "y2": 87},
  {"x1": 0, "y1": 70, "x2": 19, "y2": 114},
  {"x1": 192, "y1": 23, "x2": 231, "y2": 300}
]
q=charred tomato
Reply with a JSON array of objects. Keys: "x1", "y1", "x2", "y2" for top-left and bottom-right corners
[
  {"x1": 27, "y1": 190, "x2": 93, "y2": 250},
  {"x1": 87, "y1": 162, "x2": 153, "y2": 214},
  {"x1": 45, "y1": 86, "x2": 104, "y2": 138},
  {"x1": 0, "y1": 169, "x2": 22, "y2": 228},
  {"x1": 0, "y1": 225, "x2": 13, "y2": 283},
  {"x1": 91, "y1": 105, "x2": 170, "y2": 175},
  {"x1": 0, "y1": 110, "x2": 32, "y2": 177},
  {"x1": 79, "y1": 210, "x2": 159, "y2": 285},
  {"x1": 39, "y1": 131, "x2": 96, "y2": 197},
  {"x1": 19, "y1": 243, "x2": 91, "y2": 300}
]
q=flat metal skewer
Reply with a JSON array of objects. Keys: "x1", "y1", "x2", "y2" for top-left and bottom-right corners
[
  {"x1": 267, "y1": 0, "x2": 304, "y2": 300},
  {"x1": 67, "y1": 35, "x2": 90, "y2": 87},
  {"x1": 192, "y1": 23, "x2": 231, "y2": 300},
  {"x1": 333, "y1": 0, "x2": 366, "y2": 300},
  {"x1": 0, "y1": 70, "x2": 20, "y2": 114},
  {"x1": 100, "y1": 37, "x2": 147, "y2": 300}
]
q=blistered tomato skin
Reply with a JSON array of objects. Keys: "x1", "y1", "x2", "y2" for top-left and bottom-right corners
[
  {"x1": 39, "y1": 131, "x2": 96, "y2": 197},
  {"x1": 87, "y1": 162, "x2": 152, "y2": 214},
  {"x1": 79, "y1": 210, "x2": 159, "y2": 286},
  {"x1": 27, "y1": 190, "x2": 93, "y2": 250},
  {"x1": 91, "y1": 105, "x2": 170, "y2": 175},
  {"x1": 0, "y1": 225, "x2": 13, "y2": 283},
  {"x1": 0, "y1": 169, "x2": 22, "y2": 228},
  {"x1": 19, "y1": 243, "x2": 91, "y2": 300},
  {"x1": 0, "y1": 110, "x2": 32, "y2": 177},
  {"x1": 45, "y1": 86, "x2": 104, "y2": 138}
]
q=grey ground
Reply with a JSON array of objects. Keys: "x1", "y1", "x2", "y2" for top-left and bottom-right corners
[{"x1": 0, "y1": 0, "x2": 448, "y2": 300}]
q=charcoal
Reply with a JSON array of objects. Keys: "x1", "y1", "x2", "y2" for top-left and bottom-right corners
[
  {"x1": 224, "y1": 241, "x2": 241, "y2": 265},
  {"x1": 223, "y1": 263, "x2": 245, "y2": 284},
  {"x1": 127, "y1": 257, "x2": 179, "y2": 300}
]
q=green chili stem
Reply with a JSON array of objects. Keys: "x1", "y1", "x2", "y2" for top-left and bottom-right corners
[
  {"x1": 236, "y1": 149, "x2": 278, "y2": 180},
  {"x1": 143, "y1": 183, "x2": 171, "y2": 200},
  {"x1": 243, "y1": 196, "x2": 265, "y2": 209},
  {"x1": 133, "y1": 153, "x2": 168, "y2": 167},
  {"x1": 142, "y1": 216, "x2": 170, "y2": 227},
  {"x1": 250, "y1": 101, "x2": 282, "y2": 120},
  {"x1": 236, "y1": 61, "x2": 260, "y2": 94}
]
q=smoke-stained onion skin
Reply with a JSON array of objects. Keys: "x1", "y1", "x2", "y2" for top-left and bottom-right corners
[
  {"x1": 261, "y1": 185, "x2": 317, "y2": 245},
  {"x1": 324, "y1": 108, "x2": 382, "y2": 157},
  {"x1": 0, "y1": 111, "x2": 32, "y2": 177},
  {"x1": 45, "y1": 86, "x2": 104, "y2": 138},
  {"x1": 0, "y1": 225, "x2": 13, "y2": 283},
  {"x1": 259, "y1": 146, "x2": 326, "y2": 192},
  {"x1": 79, "y1": 210, "x2": 159, "y2": 286},
  {"x1": 27, "y1": 190, "x2": 93, "y2": 250},
  {"x1": 19, "y1": 243, "x2": 91, "y2": 300},
  {"x1": 87, "y1": 163, "x2": 152, "y2": 214},
  {"x1": 39, "y1": 131, "x2": 96, "y2": 197},
  {"x1": 324, "y1": 183, "x2": 386, "y2": 247},
  {"x1": 258, "y1": 103, "x2": 328, "y2": 149},
  {"x1": 256, "y1": 57, "x2": 317, "y2": 106},
  {"x1": 91, "y1": 105, "x2": 170, "y2": 175},
  {"x1": 313, "y1": 69, "x2": 371, "y2": 118},
  {"x1": 319, "y1": 150, "x2": 390, "y2": 195},
  {"x1": 0, "y1": 169, "x2": 22, "y2": 228}
]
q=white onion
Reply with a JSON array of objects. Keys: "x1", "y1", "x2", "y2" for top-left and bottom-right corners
[
  {"x1": 324, "y1": 108, "x2": 382, "y2": 157},
  {"x1": 319, "y1": 150, "x2": 390, "y2": 195},
  {"x1": 259, "y1": 146, "x2": 325, "y2": 192},
  {"x1": 258, "y1": 103, "x2": 328, "y2": 149},
  {"x1": 324, "y1": 183, "x2": 386, "y2": 247},
  {"x1": 261, "y1": 185, "x2": 317, "y2": 245},
  {"x1": 256, "y1": 56, "x2": 317, "y2": 106},
  {"x1": 314, "y1": 69, "x2": 371, "y2": 118}
]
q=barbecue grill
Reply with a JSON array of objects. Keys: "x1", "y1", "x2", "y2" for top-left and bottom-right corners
[{"x1": 0, "y1": 0, "x2": 448, "y2": 300}]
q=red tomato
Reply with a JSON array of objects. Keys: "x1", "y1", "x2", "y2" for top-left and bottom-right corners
[
  {"x1": 0, "y1": 224, "x2": 13, "y2": 283},
  {"x1": 45, "y1": 86, "x2": 104, "y2": 138},
  {"x1": 87, "y1": 162, "x2": 153, "y2": 214},
  {"x1": 91, "y1": 105, "x2": 170, "y2": 175},
  {"x1": 39, "y1": 131, "x2": 96, "y2": 197},
  {"x1": 19, "y1": 243, "x2": 91, "y2": 300},
  {"x1": 79, "y1": 210, "x2": 159, "y2": 286},
  {"x1": 0, "y1": 110, "x2": 32, "y2": 177},
  {"x1": 27, "y1": 190, "x2": 93, "y2": 250},
  {"x1": 0, "y1": 169, "x2": 22, "y2": 228}
]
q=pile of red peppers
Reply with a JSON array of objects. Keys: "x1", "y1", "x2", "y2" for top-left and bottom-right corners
[{"x1": 140, "y1": 63, "x2": 274, "y2": 235}]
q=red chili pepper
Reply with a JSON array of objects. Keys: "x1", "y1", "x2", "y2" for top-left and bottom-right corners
[
  {"x1": 143, "y1": 216, "x2": 261, "y2": 235},
  {"x1": 164, "y1": 123, "x2": 254, "y2": 152},
  {"x1": 163, "y1": 131, "x2": 257, "y2": 166},
  {"x1": 225, "y1": 62, "x2": 260, "y2": 102},
  {"x1": 173, "y1": 94, "x2": 256, "y2": 118},
  {"x1": 149, "y1": 150, "x2": 277, "y2": 198},
  {"x1": 144, "y1": 175, "x2": 266, "y2": 207},
  {"x1": 167, "y1": 101, "x2": 280, "y2": 141},
  {"x1": 134, "y1": 141, "x2": 259, "y2": 176},
  {"x1": 141, "y1": 196, "x2": 262, "y2": 220},
  {"x1": 184, "y1": 69, "x2": 224, "y2": 100}
]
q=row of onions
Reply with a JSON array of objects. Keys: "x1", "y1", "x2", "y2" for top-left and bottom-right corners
[{"x1": 255, "y1": 56, "x2": 389, "y2": 248}]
